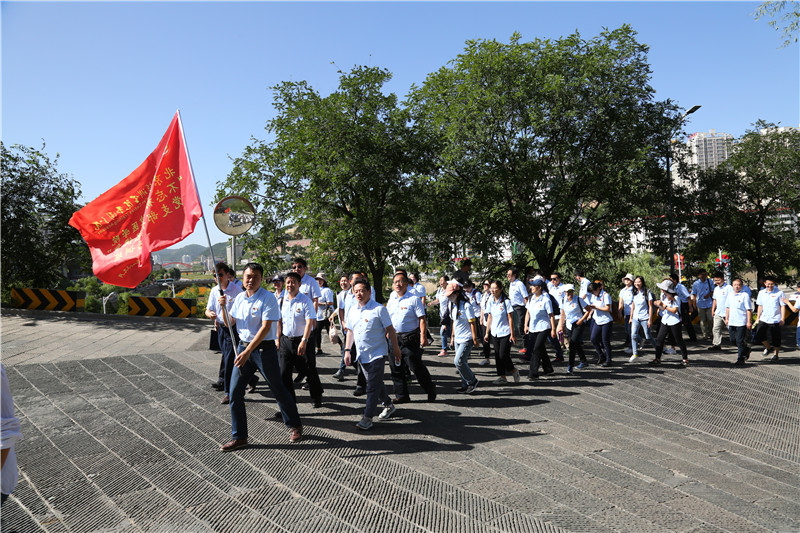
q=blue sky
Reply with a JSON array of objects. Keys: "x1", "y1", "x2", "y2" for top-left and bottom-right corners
[{"x1": 3, "y1": 1, "x2": 798, "y2": 249}]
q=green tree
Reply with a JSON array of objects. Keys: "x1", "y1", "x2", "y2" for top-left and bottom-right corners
[
  {"x1": 407, "y1": 26, "x2": 681, "y2": 275},
  {"x1": 219, "y1": 66, "x2": 425, "y2": 301},
  {"x1": 754, "y1": 1, "x2": 800, "y2": 47},
  {"x1": 687, "y1": 121, "x2": 800, "y2": 282},
  {"x1": 1, "y1": 143, "x2": 87, "y2": 299}
]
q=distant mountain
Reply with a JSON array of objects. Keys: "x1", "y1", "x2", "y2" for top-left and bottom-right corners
[{"x1": 155, "y1": 242, "x2": 227, "y2": 264}]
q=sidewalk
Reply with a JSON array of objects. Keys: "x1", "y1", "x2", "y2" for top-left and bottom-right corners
[{"x1": 1, "y1": 309, "x2": 798, "y2": 532}]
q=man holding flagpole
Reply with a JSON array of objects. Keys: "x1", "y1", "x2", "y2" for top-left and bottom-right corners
[{"x1": 224, "y1": 262, "x2": 303, "y2": 451}]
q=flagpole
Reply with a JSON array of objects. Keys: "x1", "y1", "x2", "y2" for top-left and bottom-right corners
[{"x1": 175, "y1": 110, "x2": 240, "y2": 359}]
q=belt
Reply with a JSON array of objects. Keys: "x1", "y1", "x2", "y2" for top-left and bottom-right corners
[{"x1": 240, "y1": 339, "x2": 271, "y2": 350}]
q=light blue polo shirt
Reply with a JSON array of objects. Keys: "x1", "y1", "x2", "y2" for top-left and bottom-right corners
[
  {"x1": 619, "y1": 286, "x2": 634, "y2": 316},
  {"x1": 526, "y1": 293, "x2": 553, "y2": 333},
  {"x1": 488, "y1": 297, "x2": 514, "y2": 337},
  {"x1": 659, "y1": 295, "x2": 682, "y2": 326},
  {"x1": 588, "y1": 291, "x2": 613, "y2": 325},
  {"x1": 562, "y1": 295, "x2": 588, "y2": 325},
  {"x1": 631, "y1": 290, "x2": 652, "y2": 321},
  {"x1": 509, "y1": 279, "x2": 528, "y2": 307},
  {"x1": 230, "y1": 287, "x2": 281, "y2": 342},
  {"x1": 692, "y1": 278, "x2": 714, "y2": 309},
  {"x1": 345, "y1": 299, "x2": 393, "y2": 363},
  {"x1": 756, "y1": 288, "x2": 785, "y2": 324},
  {"x1": 386, "y1": 291, "x2": 425, "y2": 333},
  {"x1": 452, "y1": 300, "x2": 476, "y2": 343},
  {"x1": 726, "y1": 290, "x2": 753, "y2": 327}
]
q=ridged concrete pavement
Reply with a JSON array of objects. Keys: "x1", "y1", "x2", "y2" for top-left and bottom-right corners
[{"x1": 1, "y1": 309, "x2": 798, "y2": 532}]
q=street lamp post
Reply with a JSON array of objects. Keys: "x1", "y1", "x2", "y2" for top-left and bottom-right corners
[{"x1": 667, "y1": 104, "x2": 701, "y2": 270}]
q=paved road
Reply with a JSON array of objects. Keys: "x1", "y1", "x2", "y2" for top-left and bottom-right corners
[{"x1": 1, "y1": 309, "x2": 798, "y2": 532}]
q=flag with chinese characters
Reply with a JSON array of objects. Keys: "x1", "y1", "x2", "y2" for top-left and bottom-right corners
[{"x1": 69, "y1": 112, "x2": 203, "y2": 288}]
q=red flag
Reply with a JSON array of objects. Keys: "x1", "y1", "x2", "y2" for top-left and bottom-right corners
[{"x1": 69, "y1": 112, "x2": 203, "y2": 288}]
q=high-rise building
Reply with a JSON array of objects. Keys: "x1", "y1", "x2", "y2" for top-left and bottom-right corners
[{"x1": 685, "y1": 129, "x2": 733, "y2": 171}]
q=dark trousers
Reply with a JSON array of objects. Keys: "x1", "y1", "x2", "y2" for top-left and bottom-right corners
[
  {"x1": 655, "y1": 323, "x2": 688, "y2": 360},
  {"x1": 493, "y1": 334, "x2": 516, "y2": 375},
  {"x1": 230, "y1": 342, "x2": 300, "y2": 440},
  {"x1": 390, "y1": 329, "x2": 435, "y2": 399},
  {"x1": 568, "y1": 322, "x2": 587, "y2": 366},
  {"x1": 527, "y1": 329, "x2": 554, "y2": 377},
  {"x1": 729, "y1": 325, "x2": 750, "y2": 361},
  {"x1": 313, "y1": 318, "x2": 330, "y2": 352},
  {"x1": 513, "y1": 305, "x2": 527, "y2": 344},
  {"x1": 279, "y1": 335, "x2": 323, "y2": 401},
  {"x1": 680, "y1": 302, "x2": 697, "y2": 341},
  {"x1": 590, "y1": 322, "x2": 613, "y2": 363},
  {"x1": 218, "y1": 325, "x2": 238, "y2": 393},
  {"x1": 480, "y1": 321, "x2": 492, "y2": 359}
]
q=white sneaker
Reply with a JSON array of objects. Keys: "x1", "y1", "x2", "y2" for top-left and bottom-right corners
[
  {"x1": 624, "y1": 347, "x2": 633, "y2": 355},
  {"x1": 512, "y1": 369, "x2": 521, "y2": 383},
  {"x1": 628, "y1": 354, "x2": 639, "y2": 363},
  {"x1": 762, "y1": 348, "x2": 770, "y2": 356},
  {"x1": 478, "y1": 359, "x2": 490, "y2": 366},
  {"x1": 492, "y1": 376, "x2": 508, "y2": 385},
  {"x1": 378, "y1": 404, "x2": 396, "y2": 420}
]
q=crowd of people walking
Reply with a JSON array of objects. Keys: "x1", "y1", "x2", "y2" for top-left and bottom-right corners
[{"x1": 205, "y1": 258, "x2": 800, "y2": 451}]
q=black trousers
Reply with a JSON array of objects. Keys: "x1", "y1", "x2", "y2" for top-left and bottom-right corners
[
  {"x1": 568, "y1": 322, "x2": 587, "y2": 366},
  {"x1": 493, "y1": 334, "x2": 516, "y2": 375},
  {"x1": 680, "y1": 302, "x2": 697, "y2": 341},
  {"x1": 655, "y1": 323, "x2": 687, "y2": 360},
  {"x1": 526, "y1": 329, "x2": 554, "y2": 377},
  {"x1": 389, "y1": 329, "x2": 435, "y2": 399},
  {"x1": 278, "y1": 335, "x2": 323, "y2": 401}
]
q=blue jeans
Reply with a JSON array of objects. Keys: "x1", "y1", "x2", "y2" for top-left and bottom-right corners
[
  {"x1": 230, "y1": 341, "x2": 300, "y2": 440},
  {"x1": 630, "y1": 317, "x2": 654, "y2": 355},
  {"x1": 454, "y1": 339, "x2": 476, "y2": 387},
  {"x1": 360, "y1": 357, "x2": 391, "y2": 418},
  {"x1": 440, "y1": 323, "x2": 452, "y2": 350}
]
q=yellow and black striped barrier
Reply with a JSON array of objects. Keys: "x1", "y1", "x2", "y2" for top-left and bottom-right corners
[
  {"x1": 128, "y1": 296, "x2": 196, "y2": 318},
  {"x1": 11, "y1": 289, "x2": 86, "y2": 312}
]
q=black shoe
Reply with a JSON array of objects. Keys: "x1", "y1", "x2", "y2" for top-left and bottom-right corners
[
  {"x1": 392, "y1": 396, "x2": 411, "y2": 404},
  {"x1": 648, "y1": 359, "x2": 661, "y2": 365},
  {"x1": 542, "y1": 369, "x2": 554, "y2": 376},
  {"x1": 528, "y1": 374, "x2": 539, "y2": 380},
  {"x1": 734, "y1": 358, "x2": 746, "y2": 367},
  {"x1": 553, "y1": 356, "x2": 564, "y2": 363},
  {"x1": 601, "y1": 360, "x2": 612, "y2": 367},
  {"x1": 427, "y1": 392, "x2": 437, "y2": 402},
  {"x1": 312, "y1": 397, "x2": 323, "y2": 408},
  {"x1": 247, "y1": 376, "x2": 259, "y2": 393},
  {"x1": 353, "y1": 387, "x2": 365, "y2": 397},
  {"x1": 294, "y1": 374, "x2": 306, "y2": 384},
  {"x1": 273, "y1": 411, "x2": 283, "y2": 419},
  {"x1": 302, "y1": 383, "x2": 310, "y2": 390},
  {"x1": 457, "y1": 386, "x2": 469, "y2": 393},
  {"x1": 707, "y1": 345, "x2": 721, "y2": 351},
  {"x1": 211, "y1": 381, "x2": 224, "y2": 391}
]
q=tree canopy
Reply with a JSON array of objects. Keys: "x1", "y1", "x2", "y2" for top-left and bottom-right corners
[
  {"x1": 218, "y1": 66, "x2": 425, "y2": 300},
  {"x1": 687, "y1": 121, "x2": 800, "y2": 282},
  {"x1": 1, "y1": 143, "x2": 87, "y2": 297},
  {"x1": 407, "y1": 25, "x2": 681, "y2": 274}
]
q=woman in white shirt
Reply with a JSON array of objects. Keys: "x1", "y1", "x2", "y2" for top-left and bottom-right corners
[
  {"x1": 628, "y1": 276, "x2": 656, "y2": 362},
  {"x1": 650, "y1": 280, "x2": 689, "y2": 366},
  {"x1": 557, "y1": 285, "x2": 591, "y2": 373},
  {"x1": 483, "y1": 280, "x2": 520, "y2": 385},
  {"x1": 586, "y1": 282, "x2": 614, "y2": 367},
  {"x1": 524, "y1": 278, "x2": 555, "y2": 379}
]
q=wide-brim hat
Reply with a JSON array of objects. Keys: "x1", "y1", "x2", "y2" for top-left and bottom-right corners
[
  {"x1": 622, "y1": 273, "x2": 634, "y2": 282},
  {"x1": 657, "y1": 279, "x2": 677, "y2": 294},
  {"x1": 315, "y1": 272, "x2": 326, "y2": 281}
]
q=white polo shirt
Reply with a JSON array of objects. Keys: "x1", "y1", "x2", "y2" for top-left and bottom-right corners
[
  {"x1": 726, "y1": 290, "x2": 753, "y2": 327},
  {"x1": 230, "y1": 288, "x2": 281, "y2": 342},
  {"x1": 386, "y1": 291, "x2": 425, "y2": 334},
  {"x1": 756, "y1": 288, "x2": 785, "y2": 324},
  {"x1": 618, "y1": 286, "x2": 634, "y2": 316},
  {"x1": 345, "y1": 299, "x2": 393, "y2": 363},
  {"x1": 509, "y1": 279, "x2": 528, "y2": 307},
  {"x1": 588, "y1": 291, "x2": 613, "y2": 325},
  {"x1": 281, "y1": 292, "x2": 315, "y2": 337},
  {"x1": 206, "y1": 282, "x2": 243, "y2": 327},
  {"x1": 526, "y1": 293, "x2": 554, "y2": 333},
  {"x1": 713, "y1": 283, "x2": 732, "y2": 317}
]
